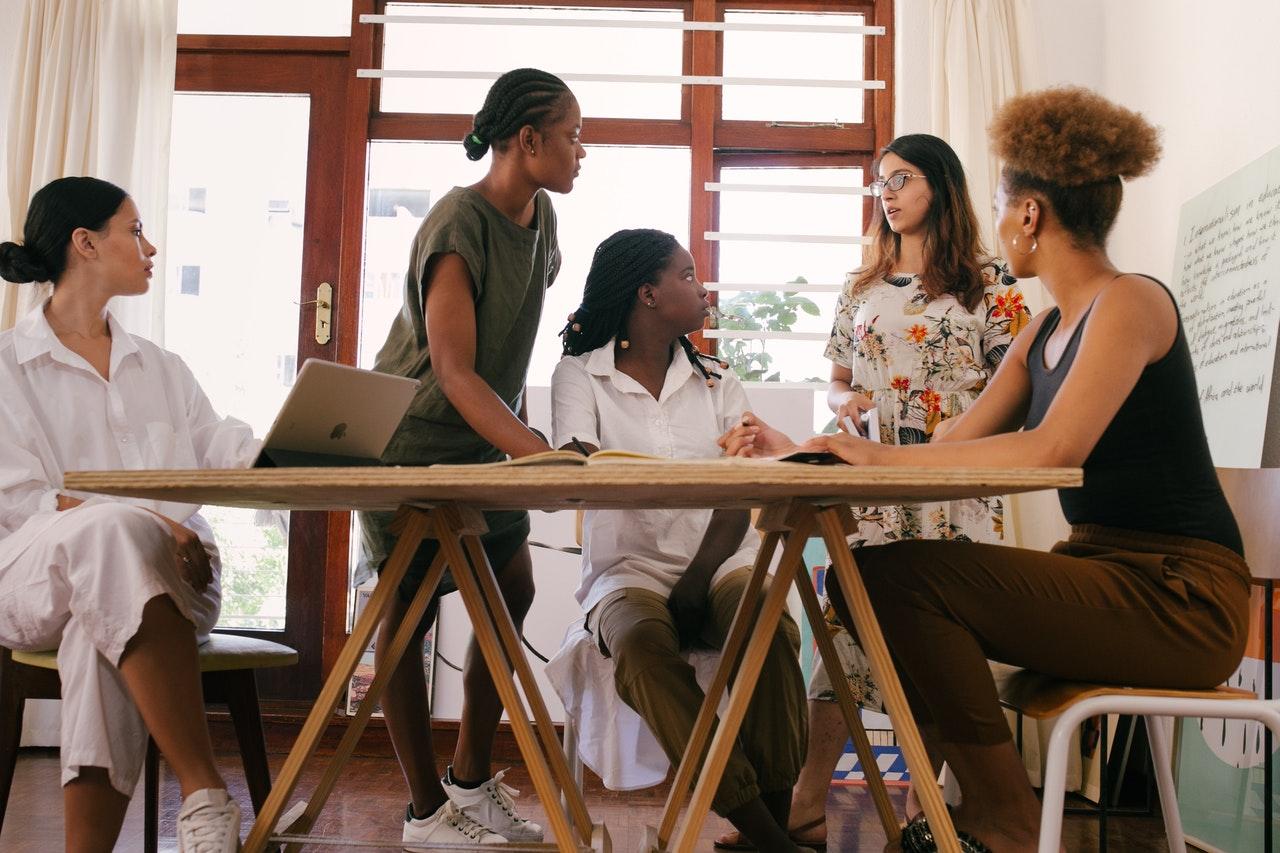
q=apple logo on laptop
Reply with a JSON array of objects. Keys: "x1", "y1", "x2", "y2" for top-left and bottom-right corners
[{"x1": 329, "y1": 423, "x2": 348, "y2": 441}]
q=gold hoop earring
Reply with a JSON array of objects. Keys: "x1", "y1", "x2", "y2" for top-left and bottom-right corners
[{"x1": 1013, "y1": 234, "x2": 1038, "y2": 255}]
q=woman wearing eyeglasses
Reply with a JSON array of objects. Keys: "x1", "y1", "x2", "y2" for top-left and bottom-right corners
[{"x1": 716, "y1": 133, "x2": 1031, "y2": 851}]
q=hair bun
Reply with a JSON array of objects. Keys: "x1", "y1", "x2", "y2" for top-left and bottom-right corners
[
  {"x1": 990, "y1": 86, "x2": 1162, "y2": 186},
  {"x1": 463, "y1": 129, "x2": 490, "y2": 161},
  {"x1": 0, "y1": 241, "x2": 51, "y2": 284}
]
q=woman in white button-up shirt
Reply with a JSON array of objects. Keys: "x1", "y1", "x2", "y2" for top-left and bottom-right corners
[
  {"x1": 0, "y1": 178, "x2": 258, "y2": 852},
  {"x1": 551, "y1": 229, "x2": 810, "y2": 853}
]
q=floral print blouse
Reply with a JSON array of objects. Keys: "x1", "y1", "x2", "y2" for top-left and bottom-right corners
[{"x1": 812, "y1": 259, "x2": 1031, "y2": 707}]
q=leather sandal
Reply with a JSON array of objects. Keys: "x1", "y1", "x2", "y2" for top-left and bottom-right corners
[{"x1": 898, "y1": 813, "x2": 993, "y2": 853}]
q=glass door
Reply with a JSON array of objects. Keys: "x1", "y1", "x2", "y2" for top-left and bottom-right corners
[{"x1": 168, "y1": 45, "x2": 348, "y2": 696}]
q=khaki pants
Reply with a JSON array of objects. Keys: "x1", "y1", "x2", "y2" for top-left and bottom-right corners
[
  {"x1": 829, "y1": 524, "x2": 1252, "y2": 745},
  {"x1": 589, "y1": 568, "x2": 807, "y2": 815}
]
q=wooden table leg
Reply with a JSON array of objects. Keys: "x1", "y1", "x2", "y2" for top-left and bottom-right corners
[
  {"x1": 432, "y1": 506, "x2": 585, "y2": 852},
  {"x1": 816, "y1": 505, "x2": 961, "y2": 853},
  {"x1": 792, "y1": 564, "x2": 900, "y2": 841},
  {"x1": 666, "y1": 507, "x2": 816, "y2": 853},
  {"x1": 242, "y1": 507, "x2": 434, "y2": 853},
  {"x1": 653, "y1": 528, "x2": 783, "y2": 848},
  {"x1": 459, "y1": 529, "x2": 597, "y2": 842},
  {"x1": 279, "y1": 526, "x2": 455, "y2": 852}
]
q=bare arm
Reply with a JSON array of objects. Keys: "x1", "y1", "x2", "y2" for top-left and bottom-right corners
[
  {"x1": 425, "y1": 253, "x2": 552, "y2": 459},
  {"x1": 813, "y1": 277, "x2": 1176, "y2": 468}
]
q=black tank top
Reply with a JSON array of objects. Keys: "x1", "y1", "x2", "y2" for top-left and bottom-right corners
[{"x1": 1024, "y1": 278, "x2": 1242, "y2": 555}]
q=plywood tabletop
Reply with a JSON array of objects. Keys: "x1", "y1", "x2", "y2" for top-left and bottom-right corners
[{"x1": 63, "y1": 459, "x2": 1081, "y2": 512}]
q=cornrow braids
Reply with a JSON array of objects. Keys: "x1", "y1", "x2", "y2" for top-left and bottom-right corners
[
  {"x1": 561, "y1": 229, "x2": 726, "y2": 386},
  {"x1": 464, "y1": 68, "x2": 572, "y2": 161}
]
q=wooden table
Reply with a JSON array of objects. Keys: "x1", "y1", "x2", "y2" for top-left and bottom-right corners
[{"x1": 65, "y1": 460, "x2": 1080, "y2": 853}]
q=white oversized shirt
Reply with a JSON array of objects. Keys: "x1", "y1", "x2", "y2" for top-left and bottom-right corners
[
  {"x1": 0, "y1": 302, "x2": 260, "y2": 573},
  {"x1": 551, "y1": 342, "x2": 757, "y2": 613}
]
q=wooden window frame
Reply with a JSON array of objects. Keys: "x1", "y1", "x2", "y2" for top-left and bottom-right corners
[{"x1": 175, "y1": 0, "x2": 893, "y2": 688}]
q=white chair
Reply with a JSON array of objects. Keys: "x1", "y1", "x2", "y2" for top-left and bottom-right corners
[
  {"x1": 1003, "y1": 466, "x2": 1280, "y2": 853},
  {"x1": 1000, "y1": 671, "x2": 1279, "y2": 853}
]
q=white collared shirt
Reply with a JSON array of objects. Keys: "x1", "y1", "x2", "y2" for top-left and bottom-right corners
[
  {"x1": 0, "y1": 302, "x2": 260, "y2": 569},
  {"x1": 551, "y1": 341, "x2": 757, "y2": 613}
]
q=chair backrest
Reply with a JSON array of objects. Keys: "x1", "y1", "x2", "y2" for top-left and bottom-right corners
[{"x1": 1216, "y1": 467, "x2": 1280, "y2": 581}]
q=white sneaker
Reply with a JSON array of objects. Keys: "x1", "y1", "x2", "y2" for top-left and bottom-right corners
[
  {"x1": 403, "y1": 800, "x2": 508, "y2": 847},
  {"x1": 443, "y1": 768, "x2": 544, "y2": 843},
  {"x1": 177, "y1": 788, "x2": 242, "y2": 853}
]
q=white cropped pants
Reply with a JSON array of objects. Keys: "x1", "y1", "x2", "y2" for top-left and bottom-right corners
[{"x1": 0, "y1": 503, "x2": 219, "y2": 795}]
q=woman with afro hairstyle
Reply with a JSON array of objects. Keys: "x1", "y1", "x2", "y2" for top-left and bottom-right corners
[
  {"x1": 551, "y1": 229, "x2": 812, "y2": 853},
  {"x1": 358, "y1": 68, "x2": 584, "y2": 847},
  {"x1": 720, "y1": 87, "x2": 1250, "y2": 852}
]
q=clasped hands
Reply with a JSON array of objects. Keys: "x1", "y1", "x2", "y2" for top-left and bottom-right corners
[{"x1": 715, "y1": 411, "x2": 881, "y2": 465}]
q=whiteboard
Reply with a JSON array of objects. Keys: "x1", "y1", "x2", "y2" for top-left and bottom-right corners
[{"x1": 1172, "y1": 144, "x2": 1280, "y2": 468}]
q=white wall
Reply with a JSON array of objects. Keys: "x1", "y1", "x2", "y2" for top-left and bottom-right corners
[{"x1": 896, "y1": 0, "x2": 1280, "y2": 551}]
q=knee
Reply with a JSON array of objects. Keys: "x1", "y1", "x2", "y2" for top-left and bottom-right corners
[
  {"x1": 66, "y1": 504, "x2": 173, "y2": 575},
  {"x1": 830, "y1": 541, "x2": 933, "y2": 606},
  {"x1": 502, "y1": 574, "x2": 536, "y2": 621},
  {"x1": 609, "y1": 620, "x2": 679, "y2": 687}
]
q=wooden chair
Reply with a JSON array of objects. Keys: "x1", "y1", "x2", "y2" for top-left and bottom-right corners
[
  {"x1": 999, "y1": 467, "x2": 1280, "y2": 853},
  {"x1": 0, "y1": 632, "x2": 297, "y2": 852}
]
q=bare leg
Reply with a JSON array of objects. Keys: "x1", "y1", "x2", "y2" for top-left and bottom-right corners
[
  {"x1": 450, "y1": 543, "x2": 535, "y2": 783},
  {"x1": 789, "y1": 699, "x2": 846, "y2": 835},
  {"x1": 116, "y1": 595, "x2": 224, "y2": 798},
  {"x1": 377, "y1": 591, "x2": 446, "y2": 817},
  {"x1": 64, "y1": 767, "x2": 128, "y2": 853},
  {"x1": 726, "y1": 797, "x2": 808, "y2": 853},
  {"x1": 719, "y1": 698, "x2": 847, "y2": 847}
]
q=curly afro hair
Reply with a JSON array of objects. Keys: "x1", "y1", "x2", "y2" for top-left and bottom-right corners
[{"x1": 989, "y1": 87, "x2": 1162, "y2": 246}]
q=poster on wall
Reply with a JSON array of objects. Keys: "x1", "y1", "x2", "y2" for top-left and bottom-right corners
[
  {"x1": 1171, "y1": 144, "x2": 1280, "y2": 468},
  {"x1": 1176, "y1": 585, "x2": 1280, "y2": 851}
]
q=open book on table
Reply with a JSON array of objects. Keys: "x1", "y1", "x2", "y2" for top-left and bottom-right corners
[{"x1": 478, "y1": 448, "x2": 664, "y2": 467}]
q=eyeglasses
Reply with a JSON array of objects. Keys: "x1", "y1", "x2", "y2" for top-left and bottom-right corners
[{"x1": 868, "y1": 173, "x2": 927, "y2": 197}]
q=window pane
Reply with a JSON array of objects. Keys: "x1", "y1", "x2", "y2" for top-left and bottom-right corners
[
  {"x1": 165, "y1": 93, "x2": 310, "y2": 630},
  {"x1": 354, "y1": 141, "x2": 690, "y2": 585},
  {"x1": 722, "y1": 11, "x2": 867, "y2": 124},
  {"x1": 178, "y1": 0, "x2": 351, "y2": 36},
  {"x1": 358, "y1": 143, "x2": 690, "y2": 386},
  {"x1": 714, "y1": 167, "x2": 862, "y2": 383},
  {"x1": 379, "y1": 4, "x2": 682, "y2": 119}
]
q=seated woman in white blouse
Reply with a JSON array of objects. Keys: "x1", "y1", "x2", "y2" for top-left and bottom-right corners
[
  {"x1": 0, "y1": 177, "x2": 258, "y2": 853},
  {"x1": 551, "y1": 229, "x2": 811, "y2": 853}
]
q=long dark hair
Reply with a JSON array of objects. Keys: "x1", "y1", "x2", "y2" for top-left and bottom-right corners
[
  {"x1": 463, "y1": 68, "x2": 573, "y2": 161},
  {"x1": 0, "y1": 177, "x2": 128, "y2": 284},
  {"x1": 851, "y1": 134, "x2": 988, "y2": 311},
  {"x1": 560, "y1": 228, "x2": 722, "y2": 385}
]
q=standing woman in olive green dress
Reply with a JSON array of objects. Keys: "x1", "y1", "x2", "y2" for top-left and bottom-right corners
[{"x1": 359, "y1": 68, "x2": 585, "y2": 847}]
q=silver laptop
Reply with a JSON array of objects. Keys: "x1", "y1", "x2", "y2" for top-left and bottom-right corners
[{"x1": 255, "y1": 359, "x2": 420, "y2": 467}]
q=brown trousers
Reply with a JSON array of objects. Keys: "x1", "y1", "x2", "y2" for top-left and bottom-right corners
[
  {"x1": 590, "y1": 568, "x2": 807, "y2": 814},
  {"x1": 829, "y1": 524, "x2": 1252, "y2": 745}
]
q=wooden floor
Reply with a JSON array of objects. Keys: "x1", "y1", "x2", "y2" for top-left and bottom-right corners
[{"x1": 1, "y1": 747, "x2": 1171, "y2": 851}]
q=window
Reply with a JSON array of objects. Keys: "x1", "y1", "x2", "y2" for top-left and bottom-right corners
[
  {"x1": 179, "y1": 265, "x2": 201, "y2": 295},
  {"x1": 171, "y1": 0, "x2": 892, "y2": 693}
]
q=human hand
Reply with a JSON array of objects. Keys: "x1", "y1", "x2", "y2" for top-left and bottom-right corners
[
  {"x1": 805, "y1": 432, "x2": 882, "y2": 466},
  {"x1": 667, "y1": 574, "x2": 711, "y2": 647},
  {"x1": 718, "y1": 412, "x2": 799, "y2": 458},
  {"x1": 834, "y1": 391, "x2": 876, "y2": 435},
  {"x1": 160, "y1": 516, "x2": 213, "y2": 592}
]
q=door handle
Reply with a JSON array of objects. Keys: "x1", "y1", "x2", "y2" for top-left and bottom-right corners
[{"x1": 302, "y1": 282, "x2": 333, "y2": 345}]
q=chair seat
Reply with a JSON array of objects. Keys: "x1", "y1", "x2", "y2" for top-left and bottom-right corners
[
  {"x1": 999, "y1": 668, "x2": 1254, "y2": 720},
  {"x1": 11, "y1": 632, "x2": 297, "y2": 673}
]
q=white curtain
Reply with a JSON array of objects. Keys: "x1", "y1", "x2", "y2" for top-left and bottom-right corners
[
  {"x1": 928, "y1": 0, "x2": 1039, "y2": 251},
  {"x1": 0, "y1": 0, "x2": 177, "y2": 339},
  {"x1": 0, "y1": 0, "x2": 177, "y2": 747}
]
